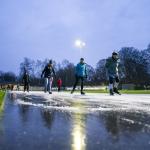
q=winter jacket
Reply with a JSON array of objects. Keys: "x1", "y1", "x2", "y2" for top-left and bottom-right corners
[
  {"x1": 105, "y1": 57, "x2": 120, "y2": 77},
  {"x1": 57, "y1": 79, "x2": 62, "y2": 87},
  {"x1": 41, "y1": 65, "x2": 56, "y2": 78},
  {"x1": 75, "y1": 63, "x2": 87, "y2": 77}
]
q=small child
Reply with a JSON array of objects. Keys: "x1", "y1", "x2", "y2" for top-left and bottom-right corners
[{"x1": 57, "y1": 78, "x2": 62, "y2": 92}]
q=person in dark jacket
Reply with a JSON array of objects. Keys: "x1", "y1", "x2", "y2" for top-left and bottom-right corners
[
  {"x1": 22, "y1": 70, "x2": 30, "y2": 92},
  {"x1": 41, "y1": 60, "x2": 56, "y2": 94},
  {"x1": 71, "y1": 58, "x2": 88, "y2": 95},
  {"x1": 105, "y1": 52, "x2": 121, "y2": 95}
]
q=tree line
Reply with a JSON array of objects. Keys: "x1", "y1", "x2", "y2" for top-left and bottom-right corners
[{"x1": 0, "y1": 45, "x2": 150, "y2": 89}]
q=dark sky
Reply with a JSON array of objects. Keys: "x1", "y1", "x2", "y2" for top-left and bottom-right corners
[{"x1": 1, "y1": 0, "x2": 150, "y2": 74}]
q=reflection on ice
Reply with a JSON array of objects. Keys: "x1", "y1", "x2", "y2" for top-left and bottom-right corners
[
  {"x1": 71, "y1": 102, "x2": 86, "y2": 150},
  {"x1": 71, "y1": 114, "x2": 86, "y2": 150}
]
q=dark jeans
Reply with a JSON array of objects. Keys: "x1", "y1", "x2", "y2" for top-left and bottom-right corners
[
  {"x1": 109, "y1": 76, "x2": 120, "y2": 84},
  {"x1": 72, "y1": 76, "x2": 84, "y2": 92},
  {"x1": 58, "y1": 86, "x2": 61, "y2": 92},
  {"x1": 24, "y1": 82, "x2": 29, "y2": 92}
]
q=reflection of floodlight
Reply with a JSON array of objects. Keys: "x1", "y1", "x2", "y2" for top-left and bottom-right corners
[{"x1": 71, "y1": 103, "x2": 86, "y2": 150}]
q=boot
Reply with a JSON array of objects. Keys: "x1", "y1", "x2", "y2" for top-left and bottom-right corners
[
  {"x1": 114, "y1": 87, "x2": 121, "y2": 95},
  {"x1": 110, "y1": 89, "x2": 114, "y2": 96},
  {"x1": 81, "y1": 91, "x2": 85, "y2": 95},
  {"x1": 71, "y1": 90, "x2": 74, "y2": 94}
]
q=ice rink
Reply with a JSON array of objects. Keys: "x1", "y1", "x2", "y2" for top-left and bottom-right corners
[
  {"x1": 13, "y1": 91, "x2": 150, "y2": 114},
  {"x1": 0, "y1": 91, "x2": 150, "y2": 150}
]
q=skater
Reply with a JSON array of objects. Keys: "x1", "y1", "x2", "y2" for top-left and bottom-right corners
[
  {"x1": 57, "y1": 78, "x2": 62, "y2": 92},
  {"x1": 11, "y1": 84, "x2": 14, "y2": 91},
  {"x1": 71, "y1": 58, "x2": 88, "y2": 95},
  {"x1": 17, "y1": 84, "x2": 20, "y2": 91},
  {"x1": 22, "y1": 70, "x2": 30, "y2": 92},
  {"x1": 105, "y1": 52, "x2": 121, "y2": 95},
  {"x1": 41, "y1": 60, "x2": 56, "y2": 94}
]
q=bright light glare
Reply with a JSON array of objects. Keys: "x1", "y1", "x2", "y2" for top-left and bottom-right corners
[{"x1": 75, "y1": 40, "x2": 86, "y2": 49}]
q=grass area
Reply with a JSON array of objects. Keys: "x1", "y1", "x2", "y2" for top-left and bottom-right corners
[
  {"x1": 120, "y1": 90, "x2": 150, "y2": 94},
  {"x1": 0, "y1": 91, "x2": 5, "y2": 111},
  {"x1": 66, "y1": 89, "x2": 150, "y2": 94}
]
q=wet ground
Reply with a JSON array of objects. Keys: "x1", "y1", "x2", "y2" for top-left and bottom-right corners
[{"x1": 0, "y1": 91, "x2": 150, "y2": 150}]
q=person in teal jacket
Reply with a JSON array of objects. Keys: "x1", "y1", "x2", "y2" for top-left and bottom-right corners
[
  {"x1": 105, "y1": 52, "x2": 121, "y2": 95},
  {"x1": 71, "y1": 58, "x2": 88, "y2": 95}
]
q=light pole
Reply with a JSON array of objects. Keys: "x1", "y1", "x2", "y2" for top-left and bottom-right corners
[{"x1": 74, "y1": 39, "x2": 86, "y2": 57}]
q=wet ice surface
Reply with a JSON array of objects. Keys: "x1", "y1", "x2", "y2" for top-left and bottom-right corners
[{"x1": 0, "y1": 91, "x2": 150, "y2": 150}]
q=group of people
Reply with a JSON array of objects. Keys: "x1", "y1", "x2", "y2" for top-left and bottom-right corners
[
  {"x1": 22, "y1": 63, "x2": 62, "y2": 94},
  {"x1": 22, "y1": 52, "x2": 121, "y2": 96}
]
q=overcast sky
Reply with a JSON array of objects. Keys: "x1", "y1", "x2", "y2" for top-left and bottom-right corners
[{"x1": 0, "y1": 0, "x2": 150, "y2": 74}]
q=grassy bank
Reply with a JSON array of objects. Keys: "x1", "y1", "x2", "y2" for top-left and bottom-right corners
[
  {"x1": 0, "y1": 91, "x2": 5, "y2": 111},
  {"x1": 120, "y1": 90, "x2": 150, "y2": 94}
]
